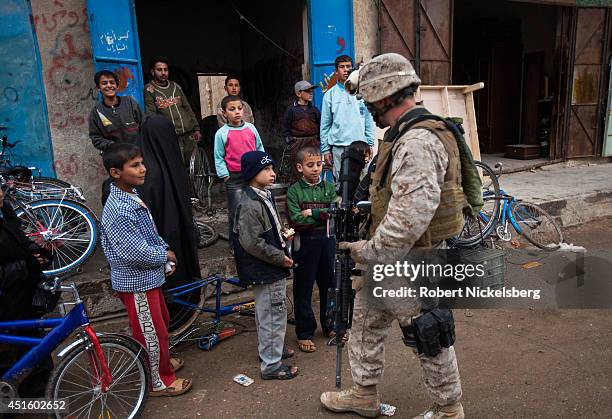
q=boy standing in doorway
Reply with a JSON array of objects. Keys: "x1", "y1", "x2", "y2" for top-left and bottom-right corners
[
  {"x1": 216, "y1": 75, "x2": 255, "y2": 126},
  {"x1": 144, "y1": 57, "x2": 201, "y2": 166}
]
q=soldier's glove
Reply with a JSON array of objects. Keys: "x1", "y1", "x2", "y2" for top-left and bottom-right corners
[
  {"x1": 351, "y1": 263, "x2": 368, "y2": 292},
  {"x1": 338, "y1": 240, "x2": 368, "y2": 264}
]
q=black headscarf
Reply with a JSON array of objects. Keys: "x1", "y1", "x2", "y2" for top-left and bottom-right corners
[{"x1": 138, "y1": 115, "x2": 202, "y2": 331}]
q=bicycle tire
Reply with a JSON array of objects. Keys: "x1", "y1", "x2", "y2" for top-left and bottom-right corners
[
  {"x1": 15, "y1": 199, "x2": 98, "y2": 276},
  {"x1": 194, "y1": 219, "x2": 219, "y2": 248},
  {"x1": 167, "y1": 282, "x2": 206, "y2": 338},
  {"x1": 189, "y1": 147, "x2": 213, "y2": 205},
  {"x1": 47, "y1": 335, "x2": 149, "y2": 419},
  {"x1": 450, "y1": 161, "x2": 501, "y2": 247},
  {"x1": 510, "y1": 201, "x2": 563, "y2": 250}
]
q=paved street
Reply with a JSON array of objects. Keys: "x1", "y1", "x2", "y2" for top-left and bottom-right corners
[{"x1": 142, "y1": 218, "x2": 612, "y2": 418}]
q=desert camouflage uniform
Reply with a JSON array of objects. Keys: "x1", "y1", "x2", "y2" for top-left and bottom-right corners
[{"x1": 348, "y1": 120, "x2": 463, "y2": 407}]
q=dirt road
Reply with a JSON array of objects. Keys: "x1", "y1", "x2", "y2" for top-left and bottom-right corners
[{"x1": 142, "y1": 218, "x2": 612, "y2": 418}]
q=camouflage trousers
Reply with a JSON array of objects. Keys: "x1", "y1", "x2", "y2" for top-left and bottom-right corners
[{"x1": 347, "y1": 289, "x2": 463, "y2": 406}]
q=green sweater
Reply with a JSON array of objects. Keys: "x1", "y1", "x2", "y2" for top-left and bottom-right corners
[
  {"x1": 286, "y1": 178, "x2": 337, "y2": 233},
  {"x1": 144, "y1": 80, "x2": 200, "y2": 135}
]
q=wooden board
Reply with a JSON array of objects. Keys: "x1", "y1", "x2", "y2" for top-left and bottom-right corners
[{"x1": 415, "y1": 83, "x2": 484, "y2": 161}]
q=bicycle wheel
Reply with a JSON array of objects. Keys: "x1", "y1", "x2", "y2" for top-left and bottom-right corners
[
  {"x1": 510, "y1": 201, "x2": 563, "y2": 250},
  {"x1": 189, "y1": 147, "x2": 212, "y2": 204},
  {"x1": 47, "y1": 335, "x2": 149, "y2": 419},
  {"x1": 450, "y1": 161, "x2": 501, "y2": 247},
  {"x1": 15, "y1": 199, "x2": 98, "y2": 276},
  {"x1": 194, "y1": 219, "x2": 219, "y2": 248}
]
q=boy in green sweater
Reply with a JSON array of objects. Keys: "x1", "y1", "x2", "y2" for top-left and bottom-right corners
[
  {"x1": 144, "y1": 56, "x2": 201, "y2": 166},
  {"x1": 286, "y1": 146, "x2": 337, "y2": 353}
]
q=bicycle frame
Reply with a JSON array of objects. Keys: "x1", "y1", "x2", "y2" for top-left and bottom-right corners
[
  {"x1": 0, "y1": 283, "x2": 112, "y2": 392},
  {"x1": 481, "y1": 188, "x2": 527, "y2": 237},
  {"x1": 166, "y1": 274, "x2": 254, "y2": 324}
]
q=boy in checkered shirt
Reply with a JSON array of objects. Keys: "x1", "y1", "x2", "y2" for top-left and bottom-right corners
[{"x1": 100, "y1": 143, "x2": 192, "y2": 397}]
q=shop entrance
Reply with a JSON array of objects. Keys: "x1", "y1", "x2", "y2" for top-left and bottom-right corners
[{"x1": 453, "y1": 0, "x2": 559, "y2": 158}]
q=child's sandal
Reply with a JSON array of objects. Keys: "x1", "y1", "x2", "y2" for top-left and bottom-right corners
[
  {"x1": 170, "y1": 357, "x2": 184, "y2": 373},
  {"x1": 261, "y1": 364, "x2": 299, "y2": 380},
  {"x1": 297, "y1": 340, "x2": 316, "y2": 353},
  {"x1": 149, "y1": 378, "x2": 192, "y2": 397}
]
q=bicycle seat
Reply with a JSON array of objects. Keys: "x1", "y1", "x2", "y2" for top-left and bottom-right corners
[{"x1": 0, "y1": 165, "x2": 31, "y2": 181}]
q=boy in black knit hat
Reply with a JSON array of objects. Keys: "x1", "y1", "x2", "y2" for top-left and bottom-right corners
[{"x1": 232, "y1": 150, "x2": 299, "y2": 380}]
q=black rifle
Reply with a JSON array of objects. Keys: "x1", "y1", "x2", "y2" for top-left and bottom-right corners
[{"x1": 326, "y1": 148, "x2": 366, "y2": 388}]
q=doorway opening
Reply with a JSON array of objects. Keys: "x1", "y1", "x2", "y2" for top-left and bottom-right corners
[
  {"x1": 134, "y1": 0, "x2": 307, "y2": 158},
  {"x1": 453, "y1": 0, "x2": 560, "y2": 161}
]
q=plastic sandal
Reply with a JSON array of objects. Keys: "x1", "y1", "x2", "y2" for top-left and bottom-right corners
[
  {"x1": 170, "y1": 357, "x2": 184, "y2": 373},
  {"x1": 297, "y1": 340, "x2": 317, "y2": 353},
  {"x1": 149, "y1": 378, "x2": 192, "y2": 397},
  {"x1": 261, "y1": 364, "x2": 299, "y2": 380}
]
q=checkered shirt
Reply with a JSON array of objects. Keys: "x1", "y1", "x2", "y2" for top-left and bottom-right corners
[{"x1": 101, "y1": 184, "x2": 168, "y2": 292}]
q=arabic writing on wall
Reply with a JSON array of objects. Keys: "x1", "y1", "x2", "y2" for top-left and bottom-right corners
[{"x1": 100, "y1": 30, "x2": 130, "y2": 53}]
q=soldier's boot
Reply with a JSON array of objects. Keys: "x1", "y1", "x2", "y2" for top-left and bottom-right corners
[
  {"x1": 320, "y1": 384, "x2": 380, "y2": 418},
  {"x1": 413, "y1": 401, "x2": 464, "y2": 419}
]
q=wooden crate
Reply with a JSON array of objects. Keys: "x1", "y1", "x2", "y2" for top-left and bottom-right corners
[
  {"x1": 415, "y1": 83, "x2": 484, "y2": 162},
  {"x1": 505, "y1": 144, "x2": 540, "y2": 160}
]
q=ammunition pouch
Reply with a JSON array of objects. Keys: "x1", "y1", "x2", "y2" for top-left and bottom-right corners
[{"x1": 400, "y1": 308, "x2": 456, "y2": 357}]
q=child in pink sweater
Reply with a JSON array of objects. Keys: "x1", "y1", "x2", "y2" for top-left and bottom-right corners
[{"x1": 214, "y1": 95, "x2": 265, "y2": 241}]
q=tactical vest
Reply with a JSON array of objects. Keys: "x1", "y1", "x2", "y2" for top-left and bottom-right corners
[{"x1": 369, "y1": 112, "x2": 467, "y2": 249}]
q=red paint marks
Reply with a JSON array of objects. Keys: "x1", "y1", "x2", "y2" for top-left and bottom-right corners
[
  {"x1": 115, "y1": 67, "x2": 134, "y2": 93},
  {"x1": 54, "y1": 154, "x2": 106, "y2": 182},
  {"x1": 336, "y1": 36, "x2": 346, "y2": 54},
  {"x1": 32, "y1": 10, "x2": 79, "y2": 32},
  {"x1": 48, "y1": 33, "x2": 91, "y2": 91},
  {"x1": 50, "y1": 108, "x2": 85, "y2": 129}
]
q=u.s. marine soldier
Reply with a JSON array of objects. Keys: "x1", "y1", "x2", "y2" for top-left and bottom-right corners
[{"x1": 320, "y1": 53, "x2": 465, "y2": 418}]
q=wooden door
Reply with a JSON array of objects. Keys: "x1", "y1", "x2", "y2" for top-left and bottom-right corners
[
  {"x1": 380, "y1": 0, "x2": 452, "y2": 84},
  {"x1": 567, "y1": 7, "x2": 609, "y2": 158}
]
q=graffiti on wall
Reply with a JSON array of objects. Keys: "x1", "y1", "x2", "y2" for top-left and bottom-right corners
[
  {"x1": 100, "y1": 29, "x2": 130, "y2": 53},
  {"x1": 32, "y1": 0, "x2": 106, "y2": 187},
  {"x1": 54, "y1": 152, "x2": 107, "y2": 181}
]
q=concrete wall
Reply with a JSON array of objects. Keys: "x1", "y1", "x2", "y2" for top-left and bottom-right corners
[
  {"x1": 31, "y1": 0, "x2": 103, "y2": 213},
  {"x1": 353, "y1": 0, "x2": 379, "y2": 65}
]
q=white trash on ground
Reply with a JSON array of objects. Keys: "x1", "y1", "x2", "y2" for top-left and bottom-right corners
[{"x1": 556, "y1": 242, "x2": 586, "y2": 252}]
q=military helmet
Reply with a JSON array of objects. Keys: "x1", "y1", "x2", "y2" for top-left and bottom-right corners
[{"x1": 353, "y1": 53, "x2": 421, "y2": 103}]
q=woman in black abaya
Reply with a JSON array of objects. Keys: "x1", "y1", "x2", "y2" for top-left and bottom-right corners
[{"x1": 138, "y1": 115, "x2": 202, "y2": 333}]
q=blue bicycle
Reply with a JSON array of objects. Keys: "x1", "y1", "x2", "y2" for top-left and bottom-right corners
[
  {"x1": 0, "y1": 277, "x2": 149, "y2": 418},
  {"x1": 453, "y1": 162, "x2": 563, "y2": 250}
]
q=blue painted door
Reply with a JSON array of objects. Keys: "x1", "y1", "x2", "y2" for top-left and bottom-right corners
[
  {"x1": 0, "y1": 0, "x2": 54, "y2": 175},
  {"x1": 308, "y1": 0, "x2": 354, "y2": 109},
  {"x1": 86, "y1": 0, "x2": 144, "y2": 107}
]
